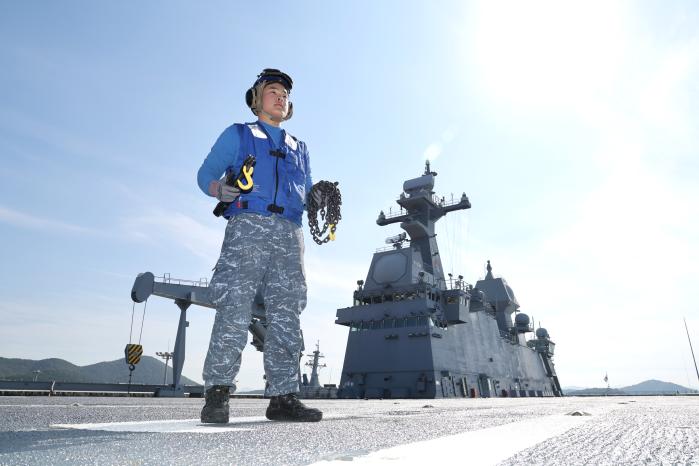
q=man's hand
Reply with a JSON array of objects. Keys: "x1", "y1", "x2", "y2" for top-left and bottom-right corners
[
  {"x1": 312, "y1": 188, "x2": 324, "y2": 206},
  {"x1": 209, "y1": 178, "x2": 240, "y2": 203}
]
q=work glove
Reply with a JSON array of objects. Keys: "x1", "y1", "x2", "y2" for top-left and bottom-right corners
[
  {"x1": 312, "y1": 188, "x2": 324, "y2": 206},
  {"x1": 209, "y1": 178, "x2": 240, "y2": 203}
]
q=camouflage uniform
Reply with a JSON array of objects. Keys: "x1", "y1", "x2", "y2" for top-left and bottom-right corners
[{"x1": 203, "y1": 212, "x2": 306, "y2": 396}]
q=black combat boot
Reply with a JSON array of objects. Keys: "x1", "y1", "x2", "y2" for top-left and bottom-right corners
[
  {"x1": 265, "y1": 393, "x2": 323, "y2": 422},
  {"x1": 200, "y1": 385, "x2": 230, "y2": 424}
]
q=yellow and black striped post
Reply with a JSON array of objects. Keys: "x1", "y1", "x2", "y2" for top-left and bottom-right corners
[{"x1": 124, "y1": 344, "x2": 143, "y2": 366}]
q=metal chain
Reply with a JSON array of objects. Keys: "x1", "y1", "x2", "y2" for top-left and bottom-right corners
[{"x1": 307, "y1": 181, "x2": 342, "y2": 245}]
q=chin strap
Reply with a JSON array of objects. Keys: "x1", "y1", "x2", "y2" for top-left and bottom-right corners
[{"x1": 258, "y1": 110, "x2": 283, "y2": 124}]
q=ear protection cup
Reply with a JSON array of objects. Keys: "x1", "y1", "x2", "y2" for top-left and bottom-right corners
[
  {"x1": 245, "y1": 86, "x2": 259, "y2": 115},
  {"x1": 245, "y1": 87, "x2": 254, "y2": 109}
]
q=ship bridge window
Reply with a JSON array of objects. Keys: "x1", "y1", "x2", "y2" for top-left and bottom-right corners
[
  {"x1": 353, "y1": 317, "x2": 430, "y2": 330},
  {"x1": 372, "y1": 296, "x2": 382, "y2": 304},
  {"x1": 362, "y1": 297, "x2": 371, "y2": 305},
  {"x1": 446, "y1": 295, "x2": 458, "y2": 304},
  {"x1": 371, "y1": 320, "x2": 384, "y2": 330}
]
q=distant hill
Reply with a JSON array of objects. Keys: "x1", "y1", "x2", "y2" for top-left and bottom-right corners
[
  {"x1": 0, "y1": 356, "x2": 200, "y2": 386},
  {"x1": 621, "y1": 379, "x2": 696, "y2": 395},
  {"x1": 564, "y1": 387, "x2": 628, "y2": 396},
  {"x1": 565, "y1": 379, "x2": 697, "y2": 396},
  {"x1": 0, "y1": 358, "x2": 84, "y2": 382}
]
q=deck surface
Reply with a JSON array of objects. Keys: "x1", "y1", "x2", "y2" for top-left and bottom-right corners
[{"x1": 1, "y1": 395, "x2": 697, "y2": 465}]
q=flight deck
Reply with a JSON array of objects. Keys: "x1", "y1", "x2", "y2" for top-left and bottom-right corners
[{"x1": 1, "y1": 396, "x2": 697, "y2": 465}]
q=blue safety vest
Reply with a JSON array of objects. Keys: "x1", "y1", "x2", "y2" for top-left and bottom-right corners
[{"x1": 223, "y1": 122, "x2": 310, "y2": 226}]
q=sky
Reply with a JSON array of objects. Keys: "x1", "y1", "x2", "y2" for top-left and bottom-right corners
[{"x1": 1, "y1": 1, "x2": 698, "y2": 391}]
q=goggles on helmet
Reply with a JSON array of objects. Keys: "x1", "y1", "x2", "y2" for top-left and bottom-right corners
[{"x1": 254, "y1": 68, "x2": 293, "y2": 93}]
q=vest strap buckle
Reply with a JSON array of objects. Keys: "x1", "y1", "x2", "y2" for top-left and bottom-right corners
[
  {"x1": 267, "y1": 204, "x2": 285, "y2": 214},
  {"x1": 269, "y1": 149, "x2": 286, "y2": 159}
]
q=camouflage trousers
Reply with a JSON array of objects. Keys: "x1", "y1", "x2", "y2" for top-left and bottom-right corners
[{"x1": 203, "y1": 213, "x2": 307, "y2": 395}]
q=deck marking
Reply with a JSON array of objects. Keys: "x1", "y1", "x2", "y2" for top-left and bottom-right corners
[
  {"x1": 52, "y1": 417, "x2": 265, "y2": 433},
  {"x1": 51, "y1": 412, "x2": 351, "y2": 433},
  {"x1": 312, "y1": 413, "x2": 596, "y2": 465}
]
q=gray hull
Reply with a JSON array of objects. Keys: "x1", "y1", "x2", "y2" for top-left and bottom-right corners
[{"x1": 339, "y1": 307, "x2": 559, "y2": 399}]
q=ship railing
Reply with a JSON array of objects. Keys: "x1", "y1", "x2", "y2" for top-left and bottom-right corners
[
  {"x1": 431, "y1": 194, "x2": 462, "y2": 208},
  {"x1": 382, "y1": 207, "x2": 410, "y2": 220},
  {"x1": 375, "y1": 241, "x2": 411, "y2": 253},
  {"x1": 429, "y1": 277, "x2": 472, "y2": 291},
  {"x1": 382, "y1": 193, "x2": 463, "y2": 220},
  {"x1": 354, "y1": 283, "x2": 435, "y2": 306},
  {"x1": 157, "y1": 273, "x2": 209, "y2": 288},
  {"x1": 423, "y1": 277, "x2": 474, "y2": 291},
  {"x1": 443, "y1": 279, "x2": 472, "y2": 291}
]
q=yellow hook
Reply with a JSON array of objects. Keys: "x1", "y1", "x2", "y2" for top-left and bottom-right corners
[
  {"x1": 236, "y1": 165, "x2": 254, "y2": 191},
  {"x1": 329, "y1": 224, "x2": 336, "y2": 241}
]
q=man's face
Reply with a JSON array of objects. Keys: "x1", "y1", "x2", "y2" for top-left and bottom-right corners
[{"x1": 260, "y1": 82, "x2": 290, "y2": 121}]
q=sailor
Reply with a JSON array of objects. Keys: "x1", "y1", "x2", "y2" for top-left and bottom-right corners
[{"x1": 197, "y1": 69, "x2": 323, "y2": 423}]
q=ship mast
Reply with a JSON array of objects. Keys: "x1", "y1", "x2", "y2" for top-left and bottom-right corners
[
  {"x1": 684, "y1": 318, "x2": 699, "y2": 385},
  {"x1": 376, "y1": 161, "x2": 471, "y2": 287},
  {"x1": 304, "y1": 341, "x2": 327, "y2": 388}
]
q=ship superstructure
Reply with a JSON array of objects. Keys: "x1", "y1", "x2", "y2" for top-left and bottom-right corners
[{"x1": 335, "y1": 162, "x2": 561, "y2": 398}]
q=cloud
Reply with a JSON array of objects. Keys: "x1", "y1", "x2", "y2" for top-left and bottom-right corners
[
  {"x1": 304, "y1": 252, "x2": 365, "y2": 303},
  {"x1": 0, "y1": 205, "x2": 98, "y2": 235},
  {"x1": 469, "y1": 1, "x2": 629, "y2": 110},
  {"x1": 482, "y1": 149, "x2": 699, "y2": 386},
  {"x1": 0, "y1": 108, "x2": 125, "y2": 168},
  {"x1": 638, "y1": 45, "x2": 697, "y2": 136},
  {"x1": 538, "y1": 130, "x2": 699, "y2": 300},
  {"x1": 119, "y1": 210, "x2": 222, "y2": 261}
]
